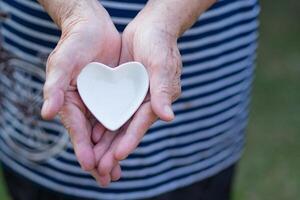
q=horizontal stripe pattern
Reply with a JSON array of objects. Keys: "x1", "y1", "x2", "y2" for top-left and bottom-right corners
[{"x1": 0, "y1": 0, "x2": 259, "y2": 199}]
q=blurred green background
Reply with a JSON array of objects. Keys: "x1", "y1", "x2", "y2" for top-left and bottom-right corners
[
  {"x1": 0, "y1": 0, "x2": 299, "y2": 200},
  {"x1": 233, "y1": 0, "x2": 300, "y2": 200}
]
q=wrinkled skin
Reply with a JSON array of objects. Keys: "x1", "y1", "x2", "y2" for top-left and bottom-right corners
[{"x1": 41, "y1": 3, "x2": 182, "y2": 187}]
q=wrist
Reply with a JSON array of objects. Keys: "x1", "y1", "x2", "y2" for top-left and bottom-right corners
[
  {"x1": 136, "y1": 3, "x2": 182, "y2": 39},
  {"x1": 38, "y1": 0, "x2": 111, "y2": 30},
  {"x1": 138, "y1": 0, "x2": 216, "y2": 38}
]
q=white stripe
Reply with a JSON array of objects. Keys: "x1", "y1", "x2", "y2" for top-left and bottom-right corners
[
  {"x1": 47, "y1": 158, "x2": 87, "y2": 175},
  {"x1": 111, "y1": 16, "x2": 131, "y2": 24},
  {"x1": 100, "y1": 0, "x2": 144, "y2": 10},
  {"x1": 200, "y1": 0, "x2": 257, "y2": 20}
]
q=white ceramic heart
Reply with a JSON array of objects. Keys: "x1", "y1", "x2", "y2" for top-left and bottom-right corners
[{"x1": 77, "y1": 62, "x2": 149, "y2": 131}]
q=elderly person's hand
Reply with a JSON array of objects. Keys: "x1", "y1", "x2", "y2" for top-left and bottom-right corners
[
  {"x1": 38, "y1": 0, "x2": 123, "y2": 182},
  {"x1": 92, "y1": 17, "x2": 182, "y2": 186},
  {"x1": 94, "y1": 0, "x2": 216, "y2": 186},
  {"x1": 39, "y1": 0, "x2": 216, "y2": 187}
]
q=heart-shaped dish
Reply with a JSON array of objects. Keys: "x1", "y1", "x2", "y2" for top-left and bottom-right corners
[{"x1": 77, "y1": 62, "x2": 149, "y2": 131}]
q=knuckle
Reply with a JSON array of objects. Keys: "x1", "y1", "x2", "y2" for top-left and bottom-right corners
[
  {"x1": 172, "y1": 79, "x2": 182, "y2": 101},
  {"x1": 157, "y1": 83, "x2": 172, "y2": 96}
]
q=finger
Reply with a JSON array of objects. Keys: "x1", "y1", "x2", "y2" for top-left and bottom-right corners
[
  {"x1": 60, "y1": 93, "x2": 95, "y2": 171},
  {"x1": 90, "y1": 169, "x2": 111, "y2": 187},
  {"x1": 111, "y1": 164, "x2": 122, "y2": 181},
  {"x1": 92, "y1": 123, "x2": 106, "y2": 144},
  {"x1": 41, "y1": 37, "x2": 81, "y2": 120},
  {"x1": 98, "y1": 174, "x2": 111, "y2": 187},
  {"x1": 93, "y1": 130, "x2": 117, "y2": 164},
  {"x1": 115, "y1": 102, "x2": 157, "y2": 160},
  {"x1": 149, "y1": 70, "x2": 176, "y2": 121},
  {"x1": 98, "y1": 131, "x2": 125, "y2": 176},
  {"x1": 90, "y1": 169, "x2": 103, "y2": 185},
  {"x1": 98, "y1": 154, "x2": 116, "y2": 177}
]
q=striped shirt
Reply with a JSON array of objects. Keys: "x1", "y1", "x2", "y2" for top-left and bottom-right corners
[{"x1": 0, "y1": 0, "x2": 259, "y2": 199}]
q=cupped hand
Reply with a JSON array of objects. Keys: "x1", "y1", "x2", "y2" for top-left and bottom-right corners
[
  {"x1": 40, "y1": 3, "x2": 123, "y2": 184},
  {"x1": 93, "y1": 14, "x2": 183, "y2": 186}
]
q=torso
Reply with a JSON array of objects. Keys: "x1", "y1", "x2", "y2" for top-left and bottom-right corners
[{"x1": 0, "y1": 0, "x2": 259, "y2": 199}]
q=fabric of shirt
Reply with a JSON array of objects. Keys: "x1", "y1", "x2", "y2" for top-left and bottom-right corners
[{"x1": 0, "y1": 0, "x2": 259, "y2": 199}]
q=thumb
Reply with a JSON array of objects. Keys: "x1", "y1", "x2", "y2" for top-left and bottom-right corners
[
  {"x1": 41, "y1": 39, "x2": 79, "y2": 120},
  {"x1": 150, "y1": 72, "x2": 175, "y2": 122}
]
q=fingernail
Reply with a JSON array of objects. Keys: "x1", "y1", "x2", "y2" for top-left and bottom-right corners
[{"x1": 164, "y1": 105, "x2": 174, "y2": 119}]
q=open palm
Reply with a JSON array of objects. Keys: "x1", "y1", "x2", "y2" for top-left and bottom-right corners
[
  {"x1": 41, "y1": 14, "x2": 123, "y2": 183},
  {"x1": 92, "y1": 17, "x2": 183, "y2": 186},
  {"x1": 42, "y1": 8, "x2": 182, "y2": 187}
]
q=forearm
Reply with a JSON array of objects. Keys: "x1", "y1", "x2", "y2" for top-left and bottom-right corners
[
  {"x1": 37, "y1": 0, "x2": 110, "y2": 29},
  {"x1": 139, "y1": 0, "x2": 216, "y2": 38}
]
